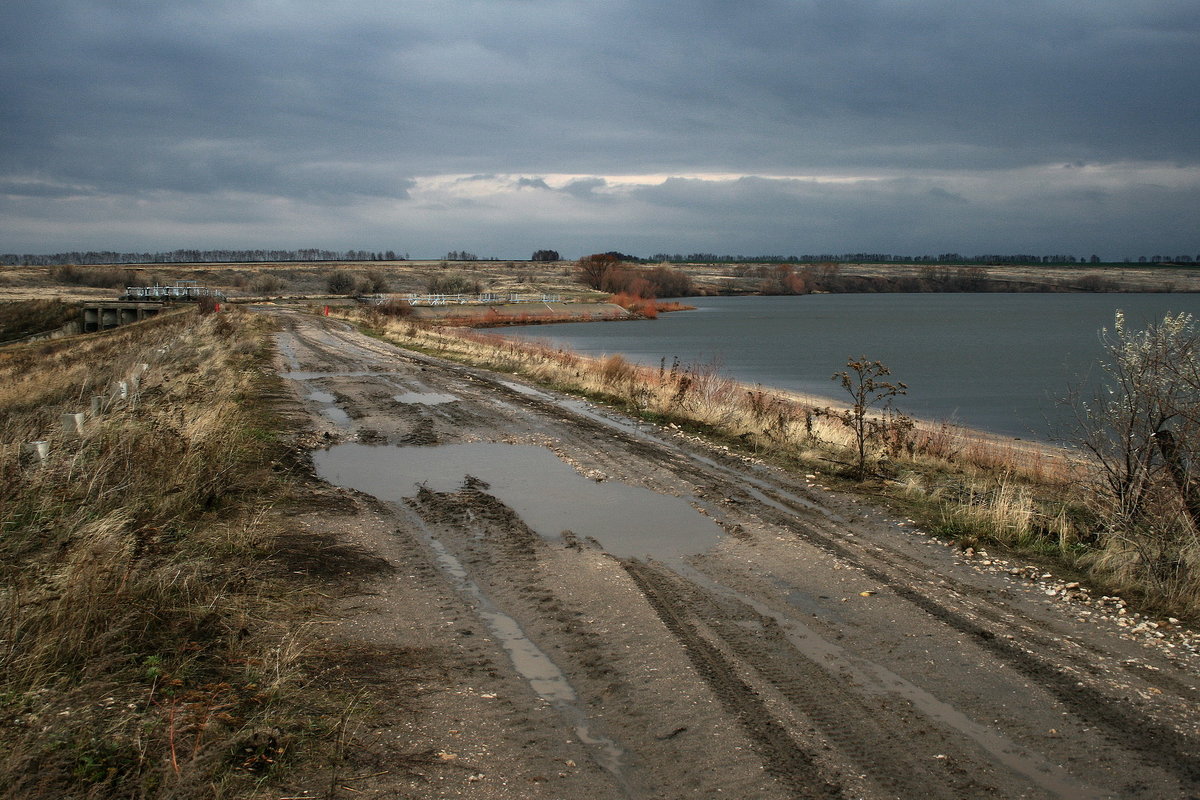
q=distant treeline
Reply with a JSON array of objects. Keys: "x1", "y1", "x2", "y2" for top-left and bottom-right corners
[
  {"x1": 745, "y1": 263, "x2": 1081, "y2": 295},
  {"x1": 1, "y1": 248, "x2": 407, "y2": 266},
  {"x1": 651, "y1": 252, "x2": 1199, "y2": 266}
]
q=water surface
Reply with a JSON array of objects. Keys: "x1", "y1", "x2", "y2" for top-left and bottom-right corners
[
  {"x1": 313, "y1": 441, "x2": 723, "y2": 561},
  {"x1": 501, "y1": 294, "x2": 1200, "y2": 439}
]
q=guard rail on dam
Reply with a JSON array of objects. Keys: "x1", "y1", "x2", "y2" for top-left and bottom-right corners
[
  {"x1": 365, "y1": 292, "x2": 563, "y2": 306},
  {"x1": 79, "y1": 282, "x2": 227, "y2": 332}
]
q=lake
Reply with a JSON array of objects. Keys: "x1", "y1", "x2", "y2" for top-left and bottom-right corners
[{"x1": 498, "y1": 294, "x2": 1200, "y2": 440}]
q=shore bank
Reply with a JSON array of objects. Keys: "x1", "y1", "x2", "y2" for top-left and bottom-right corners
[{"x1": 408, "y1": 301, "x2": 631, "y2": 326}]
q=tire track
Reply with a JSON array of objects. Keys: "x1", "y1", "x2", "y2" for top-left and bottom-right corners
[
  {"x1": 624, "y1": 560, "x2": 1045, "y2": 799},
  {"x1": 623, "y1": 561, "x2": 843, "y2": 799},
  {"x1": 736, "y1": 486, "x2": 1200, "y2": 792}
]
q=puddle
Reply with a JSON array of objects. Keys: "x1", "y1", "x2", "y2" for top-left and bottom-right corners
[
  {"x1": 313, "y1": 442, "x2": 723, "y2": 562},
  {"x1": 320, "y1": 405, "x2": 352, "y2": 426},
  {"x1": 278, "y1": 336, "x2": 302, "y2": 371},
  {"x1": 561, "y1": 399, "x2": 647, "y2": 437},
  {"x1": 393, "y1": 391, "x2": 458, "y2": 405},
  {"x1": 298, "y1": 382, "x2": 352, "y2": 427},
  {"x1": 425, "y1": 536, "x2": 577, "y2": 702}
]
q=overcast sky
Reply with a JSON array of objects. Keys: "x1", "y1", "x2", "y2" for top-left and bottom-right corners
[{"x1": 2, "y1": 0, "x2": 1197, "y2": 259}]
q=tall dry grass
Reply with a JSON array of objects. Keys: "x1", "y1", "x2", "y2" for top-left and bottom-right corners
[
  {"x1": 0, "y1": 299, "x2": 79, "y2": 344},
  {"x1": 0, "y1": 308, "x2": 306, "y2": 798}
]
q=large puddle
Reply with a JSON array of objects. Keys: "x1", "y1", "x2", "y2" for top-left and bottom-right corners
[{"x1": 313, "y1": 442, "x2": 723, "y2": 562}]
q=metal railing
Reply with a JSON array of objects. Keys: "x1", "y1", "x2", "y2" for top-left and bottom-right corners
[
  {"x1": 122, "y1": 282, "x2": 226, "y2": 301},
  {"x1": 365, "y1": 293, "x2": 562, "y2": 306}
]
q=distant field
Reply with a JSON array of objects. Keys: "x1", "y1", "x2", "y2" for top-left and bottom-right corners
[{"x1": 2, "y1": 258, "x2": 1198, "y2": 306}]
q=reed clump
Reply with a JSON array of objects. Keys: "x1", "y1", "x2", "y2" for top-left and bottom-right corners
[
  {"x1": 0, "y1": 308, "x2": 310, "y2": 798},
  {"x1": 349, "y1": 312, "x2": 1200, "y2": 614}
]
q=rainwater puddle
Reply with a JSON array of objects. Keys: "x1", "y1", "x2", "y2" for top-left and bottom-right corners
[
  {"x1": 320, "y1": 405, "x2": 352, "y2": 426},
  {"x1": 300, "y1": 383, "x2": 351, "y2": 427},
  {"x1": 278, "y1": 336, "x2": 302, "y2": 370},
  {"x1": 561, "y1": 399, "x2": 647, "y2": 437},
  {"x1": 393, "y1": 391, "x2": 458, "y2": 405},
  {"x1": 313, "y1": 442, "x2": 723, "y2": 562}
]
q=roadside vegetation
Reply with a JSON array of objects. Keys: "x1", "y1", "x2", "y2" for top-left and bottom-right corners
[
  {"x1": 348, "y1": 310, "x2": 1200, "y2": 620},
  {"x1": 0, "y1": 308, "x2": 342, "y2": 798},
  {"x1": 0, "y1": 299, "x2": 79, "y2": 344}
]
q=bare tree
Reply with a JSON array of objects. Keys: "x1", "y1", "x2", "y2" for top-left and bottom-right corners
[
  {"x1": 576, "y1": 253, "x2": 620, "y2": 290},
  {"x1": 829, "y1": 357, "x2": 907, "y2": 481}
]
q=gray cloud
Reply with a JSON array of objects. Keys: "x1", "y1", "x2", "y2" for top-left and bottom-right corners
[{"x1": 1, "y1": 1, "x2": 1196, "y2": 254}]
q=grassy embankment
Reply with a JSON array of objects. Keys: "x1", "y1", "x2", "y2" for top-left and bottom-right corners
[
  {"x1": 0, "y1": 307, "x2": 361, "y2": 798},
  {"x1": 0, "y1": 299, "x2": 79, "y2": 344},
  {"x1": 349, "y1": 311, "x2": 1199, "y2": 619}
]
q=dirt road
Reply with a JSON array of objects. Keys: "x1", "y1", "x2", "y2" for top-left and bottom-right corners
[{"x1": 269, "y1": 310, "x2": 1199, "y2": 799}]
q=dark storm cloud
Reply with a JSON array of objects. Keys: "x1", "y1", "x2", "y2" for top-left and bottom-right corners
[{"x1": 1, "y1": 1, "x2": 1196, "y2": 253}]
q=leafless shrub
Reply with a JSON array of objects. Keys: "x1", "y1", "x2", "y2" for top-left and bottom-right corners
[
  {"x1": 250, "y1": 273, "x2": 286, "y2": 294},
  {"x1": 326, "y1": 269, "x2": 357, "y2": 295},
  {"x1": 1065, "y1": 311, "x2": 1200, "y2": 603}
]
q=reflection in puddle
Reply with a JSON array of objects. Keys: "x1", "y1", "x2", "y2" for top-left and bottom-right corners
[
  {"x1": 307, "y1": 389, "x2": 336, "y2": 404},
  {"x1": 393, "y1": 391, "x2": 458, "y2": 405},
  {"x1": 313, "y1": 442, "x2": 723, "y2": 562}
]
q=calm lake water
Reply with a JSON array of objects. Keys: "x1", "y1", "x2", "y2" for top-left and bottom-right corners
[{"x1": 499, "y1": 294, "x2": 1200, "y2": 440}]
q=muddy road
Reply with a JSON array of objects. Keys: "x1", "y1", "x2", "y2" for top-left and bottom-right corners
[{"x1": 270, "y1": 310, "x2": 1198, "y2": 799}]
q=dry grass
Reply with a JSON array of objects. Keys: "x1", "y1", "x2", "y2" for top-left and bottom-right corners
[
  {"x1": 0, "y1": 299, "x2": 79, "y2": 344},
  {"x1": 0, "y1": 309, "x2": 317, "y2": 798}
]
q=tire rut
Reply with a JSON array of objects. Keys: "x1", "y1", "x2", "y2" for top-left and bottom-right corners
[
  {"x1": 739, "y1": 485, "x2": 1200, "y2": 790},
  {"x1": 622, "y1": 560, "x2": 843, "y2": 799},
  {"x1": 624, "y1": 560, "x2": 1034, "y2": 799}
]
